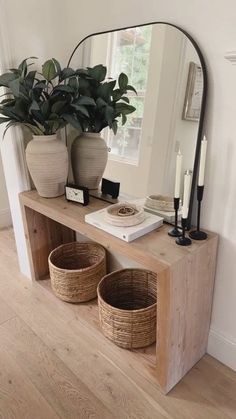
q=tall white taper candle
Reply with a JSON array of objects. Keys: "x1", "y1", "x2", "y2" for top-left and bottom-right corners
[
  {"x1": 198, "y1": 135, "x2": 207, "y2": 186},
  {"x1": 182, "y1": 171, "x2": 191, "y2": 219},
  {"x1": 174, "y1": 150, "x2": 183, "y2": 198}
]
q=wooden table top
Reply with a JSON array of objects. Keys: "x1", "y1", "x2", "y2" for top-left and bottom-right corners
[{"x1": 19, "y1": 190, "x2": 216, "y2": 273}]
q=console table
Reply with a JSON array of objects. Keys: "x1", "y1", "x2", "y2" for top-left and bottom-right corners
[{"x1": 19, "y1": 190, "x2": 218, "y2": 394}]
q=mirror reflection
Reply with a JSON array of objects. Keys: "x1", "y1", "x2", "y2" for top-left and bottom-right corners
[{"x1": 69, "y1": 23, "x2": 204, "y2": 223}]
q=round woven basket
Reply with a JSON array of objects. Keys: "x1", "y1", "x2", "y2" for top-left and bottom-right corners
[
  {"x1": 48, "y1": 242, "x2": 106, "y2": 303},
  {"x1": 97, "y1": 268, "x2": 158, "y2": 349}
]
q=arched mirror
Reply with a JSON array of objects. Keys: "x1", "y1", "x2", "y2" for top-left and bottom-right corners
[{"x1": 68, "y1": 23, "x2": 207, "y2": 227}]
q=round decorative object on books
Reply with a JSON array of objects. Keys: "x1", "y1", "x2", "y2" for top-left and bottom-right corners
[
  {"x1": 26, "y1": 134, "x2": 68, "y2": 198},
  {"x1": 71, "y1": 132, "x2": 108, "y2": 190},
  {"x1": 105, "y1": 203, "x2": 145, "y2": 227},
  {"x1": 97, "y1": 268, "x2": 158, "y2": 349},
  {"x1": 48, "y1": 242, "x2": 106, "y2": 303}
]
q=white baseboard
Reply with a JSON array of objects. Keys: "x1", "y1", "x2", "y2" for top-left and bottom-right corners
[
  {"x1": 0, "y1": 207, "x2": 12, "y2": 228},
  {"x1": 207, "y1": 328, "x2": 236, "y2": 371}
]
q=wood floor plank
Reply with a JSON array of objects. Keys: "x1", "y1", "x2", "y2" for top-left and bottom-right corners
[
  {"x1": 0, "y1": 277, "x2": 169, "y2": 418},
  {"x1": 0, "y1": 253, "x2": 227, "y2": 418},
  {"x1": 178, "y1": 357, "x2": 236, "y2": 419},
  {"x1": 204, "y1": 354, "x2": 236, "y2": 381},
  {"x1": 0, "y1": 228, "x2": 235, "y2": 419},
  {"x1": 0, "y1": 227, "x2": 17, "y2": 258},
  {"x1": 0, "y1": 344, "x2": 60, "y2": 419},
  {"x1": 0, "y1": 241, "x2": 170, "y2": 418},
  {"x1": 0, "y1": 316, "x2": 112, "y2": 419},
  {"x1": 40, "y1": 279, "x2": 157, "y2": 379},
  {"x1": 0, "y1": 297, "x2": 16, "y2": 325}
]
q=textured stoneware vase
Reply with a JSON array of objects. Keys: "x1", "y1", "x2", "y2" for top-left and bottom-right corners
[
  {"x1": 71, "y1": 132, "x2": 108, "y2": 190},
  {"x1": 26, "y1": 134, "x2": 69, "y2": 198}
]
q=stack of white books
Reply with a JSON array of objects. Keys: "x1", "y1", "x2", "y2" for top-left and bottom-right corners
[{"x1": 85, "y1": 207, "x2": 163, "y2": 242}]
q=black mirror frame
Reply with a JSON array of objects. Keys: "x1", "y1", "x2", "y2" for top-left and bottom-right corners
[{"x1": 67, "y1": 22, "x2": 207, "y2": 229}]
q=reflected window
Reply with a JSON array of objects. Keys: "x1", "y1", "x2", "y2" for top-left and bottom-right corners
[{"x1": 104, "y1": 26, "x2": 152, "y2": 165}]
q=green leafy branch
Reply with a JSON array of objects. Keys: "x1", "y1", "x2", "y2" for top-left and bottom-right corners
[
  {"x1": 67, "y1": 64, "x2": 137, "y2": 135},
  {"x1": 0, "y1": 60, "x2": 137, "y2": 138}
]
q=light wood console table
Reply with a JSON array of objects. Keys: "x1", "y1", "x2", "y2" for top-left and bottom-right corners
[{"x1": 19, "y1": 190, "x2": 218, "y2": 394}]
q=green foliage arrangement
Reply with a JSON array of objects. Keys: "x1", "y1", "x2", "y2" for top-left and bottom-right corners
[
  {"x1": 0, "y1": 57, "x2": 82, "y2": 136},
  {"x1": 0, "y1": 59, "x2": 136, "y2": 137},
  {"x1": 69, "y1": 64, "x2": 137, "y2": 134}
]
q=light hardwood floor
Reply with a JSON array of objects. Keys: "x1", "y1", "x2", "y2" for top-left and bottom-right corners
[{"x1": 0, "y1": 227, "x2": 236, "y2": 419}]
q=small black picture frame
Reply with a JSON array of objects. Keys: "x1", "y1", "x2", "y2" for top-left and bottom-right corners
[{"x1": 101, "y1": 178, "x2": 120, "y2": 199}]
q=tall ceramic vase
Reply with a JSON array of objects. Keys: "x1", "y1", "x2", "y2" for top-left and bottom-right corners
[
  {"x1": 26, "y1": 134, "x2": 68, "y2": 198},
  {"x1": 71, "y1": 132, "x2": 108, "y2": 190}
]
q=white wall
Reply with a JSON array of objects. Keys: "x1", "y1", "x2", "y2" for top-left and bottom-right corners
[
  {"x1": 0, "y1": 154, "x2": 11, "y2": 228},
  {"x1": 1, "y1": 0, "x2": 236, "y2": 370},
  {"x1": 163, "y1": 39, "x2": 201, "y2": 196}
]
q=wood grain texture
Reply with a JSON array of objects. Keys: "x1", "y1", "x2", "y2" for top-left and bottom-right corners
[
  {"x1": 0, "y1": 238, "x2": 166, "y2": 418},
  {"x1": 159, "y1": 237, "x2": 218, "y2": 393},
  {"x1": 0, "y1": 229, "x2": 235, "y2": 419},
  {"x1": 0, "y1": 316, "x2": 111, "y2": 419},
  {"x1": 0, "y1": 345, "x2": 60, "y2": 419},
  {"x1": 21, "y1": 203, "x2": 75, "y2": 280},
  {"x1": 19, "y1": 191, "x2": 218, "y2": 394},
  {"x1": 0, "y1": 297, "x2": 15, "y2": 325},
  {"x1": 20, "y1": 190, "x2": 212, "y2": 272}
]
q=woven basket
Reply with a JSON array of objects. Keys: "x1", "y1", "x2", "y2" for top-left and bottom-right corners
[
  {"x1": 97, "y1": 268, "x2": 158, "y2": 349},
  {"x1": 48, "y1": 242, "x2": 106, "y2": 303}
]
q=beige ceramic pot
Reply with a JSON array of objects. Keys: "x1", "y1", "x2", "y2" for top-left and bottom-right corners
[
  {"x1": 26, "y1": 134, "x2": 68, "y2": 198},
  {"x1": 71, "y1": 132, "x2": 108, "y2": 190}
]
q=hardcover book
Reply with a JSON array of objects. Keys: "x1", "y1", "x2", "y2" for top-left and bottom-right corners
[{"x1": 85, "y1": 208, "x2": 163, "y2": 242}]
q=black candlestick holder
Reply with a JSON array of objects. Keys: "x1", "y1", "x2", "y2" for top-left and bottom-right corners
[
  {"x1": 168, "y1": 197, "x2": 182, "y2": 237},
  {"x1": 176, "y1": 217, "x2": 192, "y2": 246},
  {"x1": 189, "y1": 185, "x2": 207, "y2": 240}
]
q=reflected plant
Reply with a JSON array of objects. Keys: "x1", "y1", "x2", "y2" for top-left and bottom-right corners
[{"x1": 70, "y1": 64, "x2": 137, "y2": 134}]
